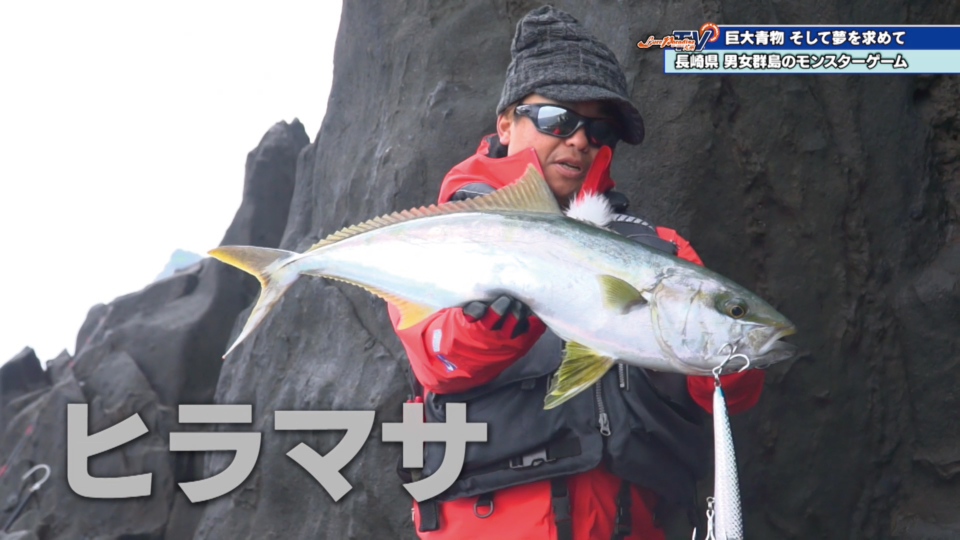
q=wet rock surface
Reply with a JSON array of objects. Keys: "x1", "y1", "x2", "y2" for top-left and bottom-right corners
[{"x1": 2, "y1": 1, "x2": 959, "y2": 538}]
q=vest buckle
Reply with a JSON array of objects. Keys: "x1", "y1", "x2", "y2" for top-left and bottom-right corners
[{"x1": 509, "y1": 448, "x2": 553, "y2": 469}]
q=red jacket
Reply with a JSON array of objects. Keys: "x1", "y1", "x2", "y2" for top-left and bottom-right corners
[{"x1": 389, "y1": 137, "x2": 764, "y2": 539}]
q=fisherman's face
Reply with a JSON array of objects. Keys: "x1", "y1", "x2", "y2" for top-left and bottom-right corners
[{"x1": 497, "y1": 94, "x2": 615, "y2": 207}]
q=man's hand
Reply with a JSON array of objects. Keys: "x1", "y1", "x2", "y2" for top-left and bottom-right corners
[{"x1": 461, "y1": 295, "x2": 535, "y2": 339}]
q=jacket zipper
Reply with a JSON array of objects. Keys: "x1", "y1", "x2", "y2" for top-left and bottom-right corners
[
  {"x1": 595, "y1": 380, "x2": 611, "y2": 436},
  {"x1": 618, "y1": 364, "x2": 629, "y2": 390}
]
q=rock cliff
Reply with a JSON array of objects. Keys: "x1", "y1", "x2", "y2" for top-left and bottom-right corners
[{"x1": 2, "y1": 1, "x2": 958, "y2": 538}]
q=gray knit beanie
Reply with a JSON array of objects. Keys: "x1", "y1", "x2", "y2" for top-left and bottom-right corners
[{"x1": 497, "y1": 6, "x2": 645, "y2": 144}]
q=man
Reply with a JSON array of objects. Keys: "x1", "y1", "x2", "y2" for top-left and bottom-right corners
[{"x1": 389, "y1": 7, "x2": 763, "y2": 539}]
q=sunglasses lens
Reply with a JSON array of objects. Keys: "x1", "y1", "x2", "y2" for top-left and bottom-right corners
[
  {"x1": 535, "y1": 106, "x2": 579, "y2": 137},
  {"x1": 517, "y1": 104, "x2": 620, "y2": 148},
  {"x1": 587, "y1": 121, "x2": 618, "y2": 148}
]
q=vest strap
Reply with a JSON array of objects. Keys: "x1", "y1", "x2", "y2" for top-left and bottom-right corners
[
  {"x1": 551, "y1": 477, "x2": 572, "y2": 540},
  {"x1": 611, "y1": 480, "x2": 632, "y2": 539},
  {"x1": 418, "y1": 499, "x2": 440, "y2": 532}
]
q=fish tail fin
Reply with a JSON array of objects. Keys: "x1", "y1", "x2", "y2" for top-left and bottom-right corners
[{"x1": 208, "y1": 246, "x2": 300, "y2": 357}]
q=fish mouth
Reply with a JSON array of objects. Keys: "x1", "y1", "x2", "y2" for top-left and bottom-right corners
[
  {"x1": 752, "y1": 326, "x2": 798, "y2": 366},
  {"x1": 758, "y1": 326, "x2": 796, "y2": 355}
]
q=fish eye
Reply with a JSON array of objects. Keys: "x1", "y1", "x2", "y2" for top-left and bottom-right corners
[{"x1": 724, "y1": 299, "x2": 747, "y2": 319}]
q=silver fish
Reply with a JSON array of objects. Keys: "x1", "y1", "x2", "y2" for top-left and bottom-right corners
[{"x1": 210, "y1": 165, "x2": 797, "y2": 407}]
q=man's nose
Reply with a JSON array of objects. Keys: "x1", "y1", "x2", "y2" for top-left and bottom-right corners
[{"x1": 565, "y1": 127, "x2": 590, "y2": 151}]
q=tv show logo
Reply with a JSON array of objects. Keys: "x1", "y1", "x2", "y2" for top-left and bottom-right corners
[{"x1": 637, "y1": 22, "x2": 720, "y2": 52}]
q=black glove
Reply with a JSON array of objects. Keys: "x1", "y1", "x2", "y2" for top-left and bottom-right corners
[{"x1": 461, "y1": 294, "x2": 534, "y2": 339}]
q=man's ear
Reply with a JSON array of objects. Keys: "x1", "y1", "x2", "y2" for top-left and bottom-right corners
[{"x1": 496, "y1": 112, "x2": 512, "y2": 147}]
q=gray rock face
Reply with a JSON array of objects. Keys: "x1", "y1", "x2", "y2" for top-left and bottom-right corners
[
  {"x1": 2, "y1": 2, "x2": 958, "y2": 539},
  {"x1": 0, "y1": 349, "x2": 49, "y2": 436},
  {"x1": 201, "y1": 1, "x2": 960, "y2": 539},
  {"x1": 0, "y1": 120, "x2": 307, "y2": 539}
]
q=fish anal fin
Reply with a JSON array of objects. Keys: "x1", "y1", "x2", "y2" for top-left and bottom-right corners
[
  {"x1": 325, "y1": 276, "x2": 438, "y2": 329},
  {"x1": 597, "y1": 275, "x2": 648, "y2": 314},
  {"x1": 392, "y1": 298, "x2": 439, "y2": 329},
  {"x1": 544, "y1": 342, "x2": 615, "y2": 410}
]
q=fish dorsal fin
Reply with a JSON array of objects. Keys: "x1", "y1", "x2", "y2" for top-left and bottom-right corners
[
  {"x1": 597, "y1": 275, "x2": 649, "y2": 314},
  {"x1": 544, "y1": 342, "x2": 616, "y2": 409},
  {"x1": 470, "y1": 164, "x2": 561, "y2": 215},
  {"x1": 307, "y1": 164, "x2": 559, "y2": 252}
]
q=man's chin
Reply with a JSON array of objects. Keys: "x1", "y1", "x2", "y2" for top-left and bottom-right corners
[{"x1": 544, "y1": 178, "x2": 584, "y2": 203}]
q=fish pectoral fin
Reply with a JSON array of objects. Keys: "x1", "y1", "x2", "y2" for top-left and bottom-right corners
[
  {"x1": 544, "y1": 342, "x2": 616, "y2": 410},
  {"x1": 597, "y1": 275, "x2": 648, "y2": 314}
]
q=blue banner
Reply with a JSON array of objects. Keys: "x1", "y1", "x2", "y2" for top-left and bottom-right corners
[
  {"x1": 639, "y1": 24, "x2": 960, "y2": 74},
  {"x1": 699, "y1": 26, "x2": 960, "y2": 50}
]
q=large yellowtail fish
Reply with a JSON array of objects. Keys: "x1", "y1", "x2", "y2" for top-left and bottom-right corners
[{"x1": 210, "y1": 165, "x2": 796, "y2": 408}]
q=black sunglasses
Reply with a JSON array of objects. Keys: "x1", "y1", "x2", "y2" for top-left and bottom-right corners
[{"x1": 514, "y1": 103, "x2": 620, "y2": 148}]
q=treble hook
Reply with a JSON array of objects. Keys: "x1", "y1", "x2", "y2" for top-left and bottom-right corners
[
  {"x1": 704, "y1": 496, "x2": 716, "y2": 540},
  {"x1": 713, "y1": 343, "x2": 753, "y2": 385}
]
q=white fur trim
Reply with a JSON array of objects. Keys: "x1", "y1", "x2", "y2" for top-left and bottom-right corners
[{"x1": 565, "y1": 192, "x2": 614, "y2": 227}]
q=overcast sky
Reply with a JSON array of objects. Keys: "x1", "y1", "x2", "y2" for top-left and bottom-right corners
[{"x1": 0, "y1": 2, "x2": 342, "y2": 363}]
